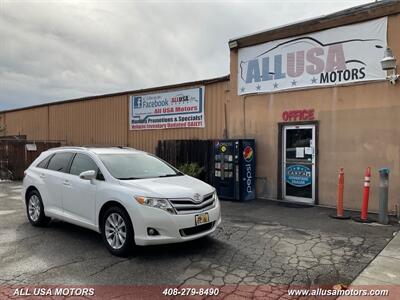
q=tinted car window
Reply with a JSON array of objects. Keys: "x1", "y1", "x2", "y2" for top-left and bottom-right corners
[
  {"x1": 36, "y1": 154, "x2": 54, "y2": 169},
  {"x1": 47, "y1": 152, "x2": 74, "y2": 173},
  {"x1": 70, "y1": 154, "x2": 98, "y2": 176}
]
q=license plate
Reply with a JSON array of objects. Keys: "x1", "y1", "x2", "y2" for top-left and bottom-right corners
[{"x1": 195, "y1": 212, "x2": 209, "y2": 226}]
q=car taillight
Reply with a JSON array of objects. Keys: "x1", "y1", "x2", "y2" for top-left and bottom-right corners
[{"x1": 23, "y1": 171, "x2": 27, "y2": 178}]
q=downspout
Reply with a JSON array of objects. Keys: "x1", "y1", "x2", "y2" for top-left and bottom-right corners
[
  {"x1": 243, "y1": 95, "x2": 247, "y2": 138},
  {"x1": 126, "y1": 95, "x2": 130, "y2": 147},
  {"x1": 223, "y1": 103, "x2": 228, "y2": 139},
  {"x1": 47, "y1": 105, "x2": 50, "y2": 141}
]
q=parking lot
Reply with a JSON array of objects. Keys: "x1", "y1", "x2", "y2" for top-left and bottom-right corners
[{"x1": 0, "y1": 181, "x2": 398, "y2": 297}]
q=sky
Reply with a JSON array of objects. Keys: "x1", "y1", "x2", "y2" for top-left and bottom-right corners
[{"x1": 0, "y1": 0, "x2": 373, "y2": 111}]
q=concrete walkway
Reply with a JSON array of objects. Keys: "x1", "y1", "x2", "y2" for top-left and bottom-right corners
[{"x1": 351, "y1": 230, "x2": 400, "y2": 285}]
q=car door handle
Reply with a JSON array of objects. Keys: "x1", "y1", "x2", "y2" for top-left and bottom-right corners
[
  {"x1": 40, "y1": 173, "x2": 46, "y2": 179},
  {"x1": 63, "y1": 180, "x2": 70, "y2": 186}
]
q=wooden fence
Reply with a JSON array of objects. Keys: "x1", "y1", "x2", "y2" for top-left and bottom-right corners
[
  {"x1": 156, "y1": 140, "x2": 215, "y2": 185},
  {"x1": 0, "y1": 140, "x2": 61, "y2": 180}
]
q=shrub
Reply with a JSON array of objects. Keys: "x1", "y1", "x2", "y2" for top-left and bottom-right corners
[{"x1": 178, "y1": 162, "x2": 204, "y2": 178}]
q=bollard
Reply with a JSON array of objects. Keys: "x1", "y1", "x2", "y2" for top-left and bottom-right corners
[
  {"x1": 361, "y1": 167, "x2": 371, "y2": 220},
  {"x1": 330, "y1": 167, "x2": 350, "y2": 219},
  {"x1": 378, "y1": 168, "x2": 390, "y2": 225},
  {"x1": 353, "y1": 167, "x2": 373, "y2": 223}
]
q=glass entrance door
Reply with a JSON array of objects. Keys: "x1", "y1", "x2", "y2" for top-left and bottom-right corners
[{"x1": 282, "y1": 125, "x2": 315, "y2": 204}]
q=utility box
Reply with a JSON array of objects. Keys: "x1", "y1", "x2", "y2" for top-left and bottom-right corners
[{"x1": 213, "y1": 139, "x2": 256, "y2": 201}]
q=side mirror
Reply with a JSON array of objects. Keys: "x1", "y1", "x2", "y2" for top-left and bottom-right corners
[{"x1": 79, "y1": 170, "x2": 96, "y2": 180}]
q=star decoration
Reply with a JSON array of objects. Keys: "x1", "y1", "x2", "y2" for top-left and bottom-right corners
[
  {"x1": 291, "y1": 80, "x2": 297, "y2": 86},
  {"x1": 256, "y1": 84, "x2": 261, "y2": 90},
  {"x1": 311, "y1": 77, "x2": 318, "y2": 84},
  {"x1": 273, "y1": 82, "x2": 279, "y2": 89}
]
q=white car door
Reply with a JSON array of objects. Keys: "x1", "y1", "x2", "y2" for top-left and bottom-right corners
[
  {"x1": 61, "y1": 153, "x2": 98, "y2": 226},
  {"x1": 43, "y1": 152, "x2": 75, "y2": 217}
]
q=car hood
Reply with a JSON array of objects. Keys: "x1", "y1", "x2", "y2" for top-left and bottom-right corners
[{"x1": 118, "y1": 175, "x2": 214, "y2": 198}]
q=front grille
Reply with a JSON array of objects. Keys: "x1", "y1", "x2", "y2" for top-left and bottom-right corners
[
  {"x1": 179, "y1": 222, "x2": 215, "y2": 237},
  {"x1": 169, "y1": 193, "x2": 215, "y2": 214}
]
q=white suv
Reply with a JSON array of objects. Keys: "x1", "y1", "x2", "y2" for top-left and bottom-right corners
[{"x1": 22, "y1": 147, "x2": 221, "y2": 256}]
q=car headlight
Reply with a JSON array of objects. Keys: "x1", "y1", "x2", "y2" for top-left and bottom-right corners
[
  {"x1": 135, "y1": 196, "x2": 176, "y2": 214},
  {"x1": 213, "y1": 191, "x2": 219, "y2": 202}
]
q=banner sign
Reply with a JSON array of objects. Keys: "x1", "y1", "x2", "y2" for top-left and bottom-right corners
[
  {"x1": 238, "y1": 17, "x2": 387, "y2": 95},
  {"x1": 130, "y1": 87, "x2": 205, "y2": 130},
  {"x1": 286, "y1": 165, "x2": 312, "y2": 187}
]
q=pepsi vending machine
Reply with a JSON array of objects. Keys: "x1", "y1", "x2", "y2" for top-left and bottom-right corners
[{"x1": 214, "y1": 139, "x2": 256, "y2": 201}]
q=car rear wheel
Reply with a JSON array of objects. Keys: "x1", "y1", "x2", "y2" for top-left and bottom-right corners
[
  {"x1": 101, "y1": 206, "x2": 134, "y2": 257},
  {"x1": 26, "y1": 190, "x2": 51, "y2": 226}
]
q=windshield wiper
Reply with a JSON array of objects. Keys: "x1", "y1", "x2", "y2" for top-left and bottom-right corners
[{"x1": 118, "y1": 177, "x2": 141, "y2": 180}]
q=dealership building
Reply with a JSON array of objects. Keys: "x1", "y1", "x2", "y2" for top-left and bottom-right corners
[{"x1": 1, "y1": 1, "x2": 399, "y2": 214}]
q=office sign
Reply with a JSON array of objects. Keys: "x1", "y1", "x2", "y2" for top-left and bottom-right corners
[
  {"x1": 130, "y1": 87, "x2": 204, "y2": 130},
  {"x1": 238, "y1": 17, "x2": 387, "y2": 95},
  {"x1": 282, "y1": 109, "x2": 315, "y2": 122}
]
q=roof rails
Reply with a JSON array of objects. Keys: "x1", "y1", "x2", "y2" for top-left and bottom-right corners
[
  {"x1": 55, "y1": 145, "x2": 138, "y2": 150},
  {"x1": 81, "y1": 145, "x2": 138, "y2": 150},
  {"x1": 48, "y1": 145, "x2": 139, "y2": 152},
  {"x1": 112, "y1": 146, "x2": 137, "y2": 150},
  {"x1": 51, "y1": 146, "x2": 88, "y2": 150}
]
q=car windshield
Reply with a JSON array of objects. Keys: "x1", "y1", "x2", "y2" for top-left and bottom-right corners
[{"x1": 99, "y1": 153, "x2": 181, "y2": 180}]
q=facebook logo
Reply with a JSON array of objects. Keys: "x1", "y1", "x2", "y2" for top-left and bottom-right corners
[{"x1": 133, "y1": 97, "x2": 143, "y2": 108}]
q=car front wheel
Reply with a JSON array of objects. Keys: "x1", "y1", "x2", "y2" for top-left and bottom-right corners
[
  {"x1": 101, "y1": 206, "x2": 134, "y2": 257},
  {"x1": 26, "y1": 190, "x2": 51, "y2": 226}
]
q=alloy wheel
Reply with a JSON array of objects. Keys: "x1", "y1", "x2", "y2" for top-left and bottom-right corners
[
  {"x1": 28, "y1": 195, "x2": 41, "y2": 222},
  {"x1": 105, "y1": 213, "x2": 127, "y2": 249}
]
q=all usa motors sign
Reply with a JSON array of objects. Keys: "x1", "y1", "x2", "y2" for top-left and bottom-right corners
[
  {"x1": 238, "y1": 17, "x2": 387, "y2": 95},
  {"x1": 130, "y1": 87, "x2": 205, "y2": 130}
]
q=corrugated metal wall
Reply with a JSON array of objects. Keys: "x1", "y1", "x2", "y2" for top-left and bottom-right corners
[
  {"x1": 48, "y1": 95, "x2": 127, "y2": 146},
  {"x1": 3, "y1": 106, "x2": 49, "y2": 140},
  {"x1": 1, "y1": 80, "x2": 229, "y2": 153},
  {"x1": 0, "y1": 114, "x2": 5, "y2": 134}
]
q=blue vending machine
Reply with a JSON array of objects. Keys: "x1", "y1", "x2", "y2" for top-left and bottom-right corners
[{"x1": 214, "y1": 139, "x2": 256, "y2": 201}]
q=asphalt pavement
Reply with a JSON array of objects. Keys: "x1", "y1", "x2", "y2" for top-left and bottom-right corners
[{"x1": 0, "y1": 181, "x2": 398, "y2": 296}]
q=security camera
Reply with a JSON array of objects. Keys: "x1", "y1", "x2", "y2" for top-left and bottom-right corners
[{"x1": 381, "y1": 47, "x2": 399, "y2": 84}]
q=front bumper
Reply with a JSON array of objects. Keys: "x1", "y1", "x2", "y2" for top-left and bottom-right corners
[{"x1": 128, "y1": 201, "x2": 221, "y2": 246}]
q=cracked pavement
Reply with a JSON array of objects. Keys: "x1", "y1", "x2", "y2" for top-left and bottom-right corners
[{"x1": 0, "y1": 181, "x2": 398, "y2": 298}]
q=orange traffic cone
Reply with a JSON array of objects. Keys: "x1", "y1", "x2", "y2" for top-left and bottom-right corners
[{"x1": 330, "y1": 168, "x2": 350, "y2": 219}]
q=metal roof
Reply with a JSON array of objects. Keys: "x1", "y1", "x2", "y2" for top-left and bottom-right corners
[{"x1": 0, "y1": 74, "x2": 229, "y2": 114}]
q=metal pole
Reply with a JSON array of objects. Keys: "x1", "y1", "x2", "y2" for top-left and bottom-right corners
[{"x1": 378, "y1": 168, "x2": 390, "y2": 225}]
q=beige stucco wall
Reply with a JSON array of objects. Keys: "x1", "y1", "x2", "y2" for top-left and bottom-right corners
[{"x1": 228, "y1": 14, "x2": 400, "y2": 213}]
